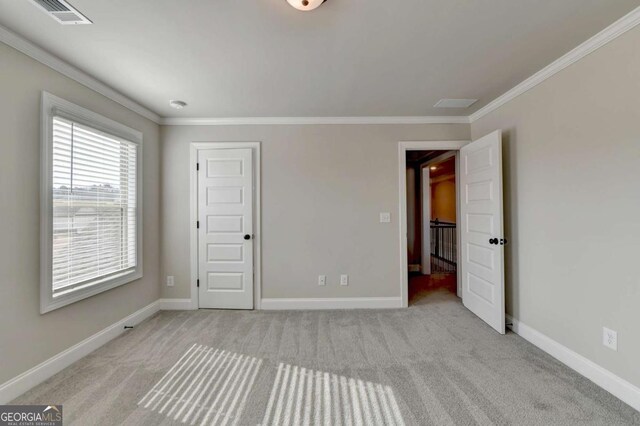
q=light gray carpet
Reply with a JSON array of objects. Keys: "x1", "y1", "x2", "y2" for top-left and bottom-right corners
[{"x1": 13, "y1": 289, "x2": 640, "y2": 425}]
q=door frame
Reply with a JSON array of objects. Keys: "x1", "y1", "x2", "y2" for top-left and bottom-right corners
[
  {"x1": 190, "y1": 142, "x2": 262, "y2": 310},
  {"x1": 398, "y1": 141, "x2": 469, "y2": 308}
]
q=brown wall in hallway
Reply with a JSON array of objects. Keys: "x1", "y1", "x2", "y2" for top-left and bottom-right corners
[{"x1": 431, "y1": 177, "x2": 456, "y2": 223}]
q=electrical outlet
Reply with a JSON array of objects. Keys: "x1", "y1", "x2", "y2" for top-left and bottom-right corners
[
  {"x1": 340, "y1": 275, "x2": 349, "y2": 286},
  {"x1": 602, "y1": 327, "x2": 617, "y2": 351},
  {"x1": 166, "y1": 276, "x2": 175, "y2": 287},
  {"x1": 379, "y1": 212, "x2": 391, "y2": 223},
  {"x1": 318, "y1": 275, "x2": 326, "y2": 286}
]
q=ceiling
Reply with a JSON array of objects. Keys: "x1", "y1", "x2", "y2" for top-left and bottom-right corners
[
  {"x1": 406, "y1": 151, "x2": 455, "y2": 179},
  {"x1": 0, "y1": 0, "x2": 638, "y2": 118},
  {"x1": 406, "y1": 150, "x2": 441, "y2": 165},
  {"x1": 430, "y1": 156, "x2": 455, "y2": 180}
]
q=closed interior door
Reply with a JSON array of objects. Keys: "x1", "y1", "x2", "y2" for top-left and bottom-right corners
[
  {"x1": 198, "y1": 148, "x2": 254, "y2": 309},
  {"x1": 460, "y1": 130, "x2": 505, "y2": 334}
]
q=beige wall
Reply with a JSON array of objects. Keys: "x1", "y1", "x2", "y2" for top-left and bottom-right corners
[
  {"x1": 471, "y1": 26, "x2": 640, "y2": 388},
  {"x1": 0, "y1": 42, "x2": 160, "y2": 384},
  {"x1": 431, "y1": 177, "x2": 456, "y2": 223},
  {"x1": 161, "y1": 124, "x2": 469, "y2": 299}
]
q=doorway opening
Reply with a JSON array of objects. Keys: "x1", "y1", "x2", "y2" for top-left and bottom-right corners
[
  {"x1": 406, "y1": 150, "x2": 458, "y2": 306},
  {"x1": 398, "y1": 132, "x2": 506, "y2": 334}
]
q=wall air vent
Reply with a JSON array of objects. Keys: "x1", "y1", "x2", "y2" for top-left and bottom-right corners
[{"x1": 29, "y1": 0, "x2": 92, "y2": 25}]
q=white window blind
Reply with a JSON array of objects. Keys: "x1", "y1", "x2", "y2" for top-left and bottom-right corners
[{"x1": 51, "y1": 116, "x2": 137, "y2": 295}]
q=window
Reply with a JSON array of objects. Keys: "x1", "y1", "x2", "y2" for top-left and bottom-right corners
[{"x1": 41, "y1": 92, "x2": 143, "y2": 313}]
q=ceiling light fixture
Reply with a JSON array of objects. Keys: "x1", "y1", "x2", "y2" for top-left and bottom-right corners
[
  {"x1": 169, "y1": 100, "x2": 187, "y2": 110},
  {"x1": 286, "y1": 0, "x2": 326, "y2": 11},
  {"x1": 430, "y1": 166, "x2": 437, "y2": 171}
]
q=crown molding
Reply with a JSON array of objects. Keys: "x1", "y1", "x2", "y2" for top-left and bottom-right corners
[
  {"x1": 160, "y1": 116, "x2": 470, "y2": 126},
  {"x1": 469, "y1": 6, "x2": 640, "y2": 123},
  {"x1": 0, "y1": 24, "x2": 161, "y2": 124},
  {"x1": 3, "y1": 6, "x2": 639, "y2": 128}
]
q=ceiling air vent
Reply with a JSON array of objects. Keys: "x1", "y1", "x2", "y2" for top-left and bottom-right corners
[
  {"x1": 29, "y1": 0, "x2": 92, "y2": 25},
  {"x1": 434, "y1": 99, "x2": 478, "y2": 108}
]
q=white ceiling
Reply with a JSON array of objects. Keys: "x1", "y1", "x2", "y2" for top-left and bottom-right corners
[{"x1": 1, "y1": 0, "x2": 638, "y2": 118}]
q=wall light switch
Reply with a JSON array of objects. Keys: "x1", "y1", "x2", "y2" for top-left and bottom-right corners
[
  {"x1": 603, "y1": 327, "x2": 618, "y2": 351},
  {"x1": 340, "y1": 275, "x2": 349, "y2": 286},
  {"x1": 380, "y1": 212, "x2": 391, "y2": 223},
  {"x1": 318, "y1": 275, "x2": 326, "y2": 286},
  {"x1": 166, "y1": 276, "x2": 175, "y2": 287}
]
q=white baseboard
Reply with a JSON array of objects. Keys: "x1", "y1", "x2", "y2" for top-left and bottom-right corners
[
  {"x1": 260, "y1": 297, "x2": 402, "y2": 310},
  {"x1": 408, "y1": 264, "x2": 421, "y2": 273},
  {"x1": 0, "y1": 300, "x2": 160, "y2": 404},
  {"x1": 159, "y1": 298, "x2": 196, "y2": 310},
  {"x1": 507, "y1": 315, "x2": 640, "y2": 412}
]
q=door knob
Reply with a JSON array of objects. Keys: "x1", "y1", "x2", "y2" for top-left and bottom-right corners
[
  {"x1": 489, "y1": 238, "x2": 498, "y2": 245},
  {"x1": 500, "y1": 238, "x2": 508, "y2": 245},
  {"x1": 244, "y1": 234, "x2": 251, "y2": 240}
]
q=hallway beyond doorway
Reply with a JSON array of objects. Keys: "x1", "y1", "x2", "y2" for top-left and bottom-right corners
[{"x1": 408, "y1": 272, "x2": 457, "y2": 306}]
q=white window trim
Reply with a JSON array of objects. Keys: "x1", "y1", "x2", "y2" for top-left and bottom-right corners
[{"x1": 40, "y1": 92, "x2": 144, "y2": 314}]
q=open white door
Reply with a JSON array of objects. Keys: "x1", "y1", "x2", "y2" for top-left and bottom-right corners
[
  {"x1": 198, "y1": 148, "x2": 254, "y2": 309},
  {"x1": 460, "y1": 130, "x2": 505, "y2": 334}
]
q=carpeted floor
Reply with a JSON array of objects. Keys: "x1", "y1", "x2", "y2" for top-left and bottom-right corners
[{"x1": 13, "y1": 278, "x2": 640, "y2": 425}]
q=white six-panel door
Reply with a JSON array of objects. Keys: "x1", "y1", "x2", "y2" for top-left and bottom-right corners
[
  {"x1": 198, "y1": 148, "x2": 254, "y2": 309},
  {"x1": 460, "y1": 130, "x2": 505, "y2": 334}
]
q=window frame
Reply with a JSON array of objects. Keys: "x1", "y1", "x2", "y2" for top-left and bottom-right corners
[{"x1": 40, "y1": 92, "x2": 143, "y2": 314}]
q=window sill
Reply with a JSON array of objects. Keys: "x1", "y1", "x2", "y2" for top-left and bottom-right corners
[{"x1": 40, "y1": 269, "x2": 143, "y2": 314}]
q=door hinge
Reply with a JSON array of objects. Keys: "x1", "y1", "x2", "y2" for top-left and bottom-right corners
[
  {"x1": 196, "y1": 163, "x2": 200, "y2": 171},
  {"x1": 197, "y1": 279, "x2": 200, "y2": 288},
  {"x1": 197, "y1": 221, "x2": 200, "y2": 229}
]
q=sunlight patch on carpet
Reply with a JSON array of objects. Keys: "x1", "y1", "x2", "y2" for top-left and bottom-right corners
[
  {"x1": 260, "y1": 363, "x2": 405, "y2": 426},
  {"x1": 138, "y1": 344, "x2": 262, "y2": 426}
]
